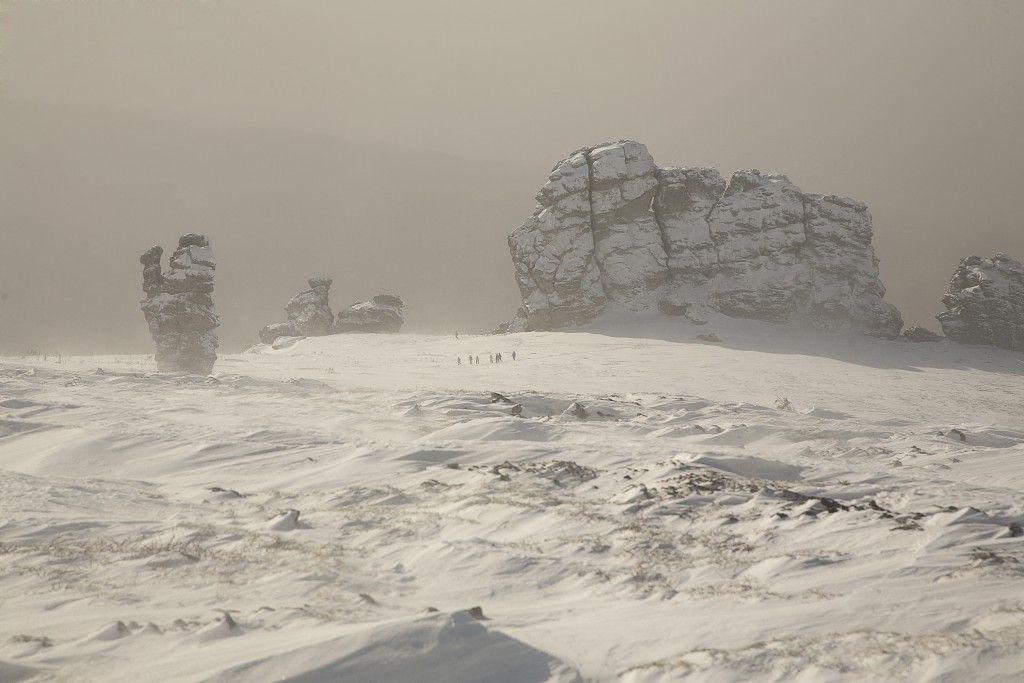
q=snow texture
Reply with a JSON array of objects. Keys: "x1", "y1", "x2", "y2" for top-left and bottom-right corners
[
  {"x1": 2, "y1": 314, "x2": 1023, "y2": 681},
  {"x1": 509, "y1": 141, "x2": 903, "y2": 337},
  {"x1": 937, "y1": 252, "x2": 1024, "y2": 352},
  {"x1": 139, "y1": 234, "x2": 219, "y2": 374}
]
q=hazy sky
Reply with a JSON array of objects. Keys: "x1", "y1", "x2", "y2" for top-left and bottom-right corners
[{"x1": 2, "y1": 1, "x2": 1023, "y2": 353}]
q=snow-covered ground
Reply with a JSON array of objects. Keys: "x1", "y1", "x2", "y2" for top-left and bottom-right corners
[{"x1": 2, "y1": 313, "x2": 1023, "y2": 682}]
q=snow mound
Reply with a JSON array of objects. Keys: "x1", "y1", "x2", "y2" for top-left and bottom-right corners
[{"x1": 210, "y1": 610, "x2": 580, "y2": 683}]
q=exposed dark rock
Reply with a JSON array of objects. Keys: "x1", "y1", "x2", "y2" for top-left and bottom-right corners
[
  {"x1": 259, "y1": 277, "x2": 334, "y2": 343},
  {"x1": 937, "y1": 252, "x2": 1023, "y2": 352},
  {"x1": 900, "y1": 325, "x2": 944, "y2": 342},
  {"x1": 564, "y1": 401, "x2": 589, "y2": 419},
  {"x1": 333, "y1": 295, "x2": 405, "y2": 334},
  {"x1": 139, "y1": 234, "x2": 219, "y2": 374},
  {"x1": 945, "y1": 428, "x2": 967, "y2": 443}
]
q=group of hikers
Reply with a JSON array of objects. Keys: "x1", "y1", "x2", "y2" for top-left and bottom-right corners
[{"x1": 457, "y1": 350, "x2": 516, "y2": 366}]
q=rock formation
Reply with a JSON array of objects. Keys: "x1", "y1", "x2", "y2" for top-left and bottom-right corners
[
  {"x1": 333, "y1": 295, "x2": 405, "y2": 334},
  {"x1": 259, "y1": 277, "x2": 334, "y2": 343},
  {"x1": 936, "y1": 252, "x2": 1023, "y2": 351},
  {"x1": 900, "y1": 325, "x2": 944, "y2": 343},
  {"x1": 507, "y1": 140, "x2": 902, "y2": 337},
  {"x1": 139, "y1": 234, "x2": 219, "y2": 373},
  {"x1": 259, "y1": 285, "x2": 405, "y2": 343}
]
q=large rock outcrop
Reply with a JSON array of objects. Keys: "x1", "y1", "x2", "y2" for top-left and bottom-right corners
[
  {"x1": 139, "y1": 234, "x2": 219, "y2": 373},
  {"x1": 259, "y1": 277, "x2": 334, "y2": 343},
  {"x1": 507, "y1": 140, "x2": 903, "y2": 337},
  {"x1": 937, "y1": 253, "x2": 1023, "y2": 351},
  {"x1": 333, "y1": 295, "x2": 405, "y2": 334}
]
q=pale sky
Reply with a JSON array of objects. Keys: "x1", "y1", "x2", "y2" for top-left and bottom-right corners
[{"x1": 2, "y1": 0, "x2": 1022, "y2": 352}]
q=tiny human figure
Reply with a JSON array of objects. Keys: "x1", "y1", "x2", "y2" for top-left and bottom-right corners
[
  {"x1": 511, "y1": 351, "x2": 517, "y2": 361},
  {"x1": 496, "y1": 353, "x2": 502, "y2": 363},
  {"x1": 457, "y1": 356, "x2": 462, "y2": 365},
  {"x1": 489, "y1": 354, "x2": 494, "y2": 364},
  {"x1": 475, "y1": 355, "x2": 480, "y2": 365}
]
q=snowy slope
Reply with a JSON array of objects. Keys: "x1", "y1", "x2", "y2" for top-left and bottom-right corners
[{"x1": 1, "y1": 313, "x2": 1023, "y2": 682}]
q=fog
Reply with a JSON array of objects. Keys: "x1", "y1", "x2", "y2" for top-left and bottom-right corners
[{"x1": 2, "y1": 0, "x2": 1022, "y2": 353}]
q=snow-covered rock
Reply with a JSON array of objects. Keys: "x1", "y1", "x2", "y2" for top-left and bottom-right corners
[
  {"x1": 937, "y1": 252, "x2": 1023, "y2": 351},
  {"x1": 507, "y1": 140, "x2": 903, "y2": 337},
  {"x1": 333, "y1": 295, "x2": 405, "y2": 334},
  {"x1": 901, "y1": 325, "x2": 944, "y2": 342},
  {"x1": 259, "y1": 277, "x2": 334, "y2": 343},
  {"x1": 508, "y1": 150, "x2": 605, "y2": 330},
  {"x1": 139, "y1": 234, "x2": 220, "y2": 374}
]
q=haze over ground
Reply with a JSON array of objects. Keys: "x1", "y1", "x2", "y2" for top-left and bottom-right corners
[{"x1": 2, "y1": 0, "x2": 1023, "y2": 353}]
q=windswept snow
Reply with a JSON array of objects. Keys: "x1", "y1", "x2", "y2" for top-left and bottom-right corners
[{"x1": 1, "y1": 313, "x2": 1023, "y2": 681}]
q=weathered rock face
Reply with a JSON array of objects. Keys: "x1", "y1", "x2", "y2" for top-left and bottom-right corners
[
  {"x1": 937, "y1": 253, "x2": 1023, "y2": 351},
  {"x1": 507, "y1": 140, "x2": 903, "y2": 337},
  {"x1": 508, "y1": 150, "x2": 604, "y2": 330},
  {"x1": 333, "y1": 295, "x2": 405, "y2": 334},
  {"x1": 139, "y1": 234, "x2": 219, "y2": 373},
  {"x1": 259, "y1": 277, "x2": 334, "y2": 343}
]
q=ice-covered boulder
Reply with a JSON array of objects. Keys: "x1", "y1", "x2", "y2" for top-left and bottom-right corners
[
  {"x1": 139, "y1": 234, "x2": 219, "y2": 374},
  {"x1": 506, "y1": 140, "x2": 903, "y2": 338},
  {"x1": 333, "y1": 295, "x2": 405, "y2": 334},
  {"x1": 937, "y1": 252, "x2": 1023, "y2": 351},
  {"x1": 259, "y1": 277, "x2": 334, "y2": 343}
]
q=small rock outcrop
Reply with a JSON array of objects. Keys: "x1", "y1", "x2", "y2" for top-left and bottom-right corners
[
  {"x1": 333, "y1": 295, "x2": 405, "y2": 334},
  {"x1": 259, "y1": 277, "x2": 334, "y2": 343},
  {"x1": 507, "y1": 140, "x2": 902, "y2": 337},
  {"x1": 139, "y1": 234, "x2": 219, "y2": 374},
  {"x1": 259, "y1": 286, "x2": 405, "y2": 344},
  {"x1": 937, "y1": 252, "x2": 1023, "y2": 351},
  {"x1": 900, "y1": 325, "x2": 944, "y2": 343}
]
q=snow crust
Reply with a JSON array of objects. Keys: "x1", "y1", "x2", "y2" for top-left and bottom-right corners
[{"x1": 2, "y1": 315, "x2": 1023, "y2": 681}]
